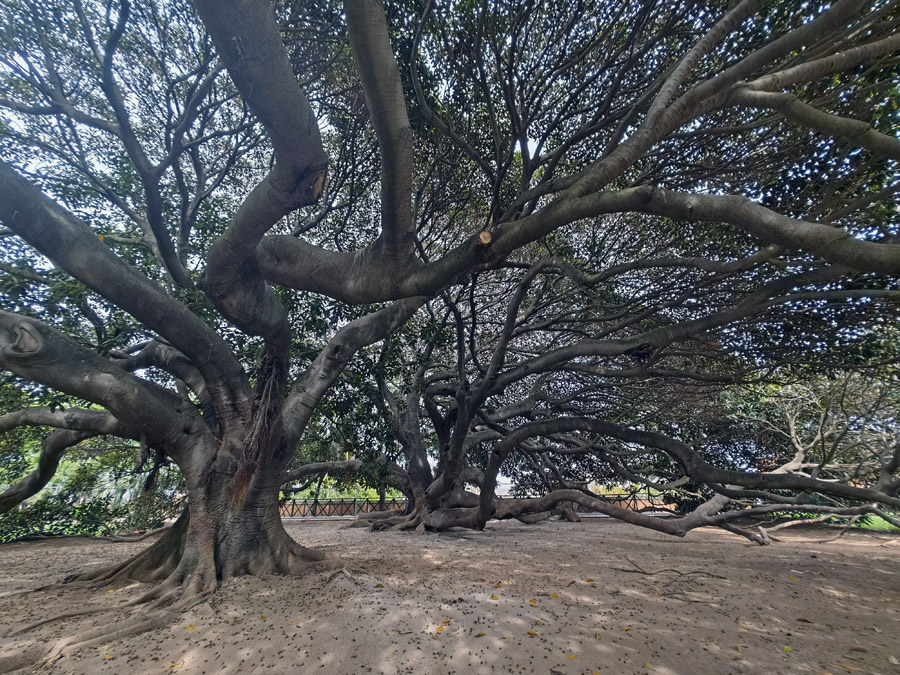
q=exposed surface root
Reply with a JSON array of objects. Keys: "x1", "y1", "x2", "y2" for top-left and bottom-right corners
[
  {"x1": 39, "y1": 609, "x2": 177, "y2": 667},
  {"x1": 7, "y1": 606, "x2": 108, "y2": 637}
]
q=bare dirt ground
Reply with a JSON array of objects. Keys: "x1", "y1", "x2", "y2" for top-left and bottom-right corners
[{"x1": 0, "y1": 518, "x2": 898, "y2": 675}]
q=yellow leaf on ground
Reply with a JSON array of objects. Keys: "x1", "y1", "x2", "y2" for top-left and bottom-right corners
[
  {"x1": 104, "y1": 655, "x2": 114, "y2": 660},
  {"x1": 475, "y1": 632, "x2": 486, "y2": 637},
  {"x1": 375, "y1": 584, "x2": 384, "y2": 588},
  {"x1": 567, "y1": 654, "x2": 575, "y2": 659},
  {"x1": 585, "y1": 578, "x2": 594, "y2": 582},
  {"x1": 436, "y1": 626, "x2": 444, "y2": 632},
  {"x1": 493, "y1": 583, "x2": 502, "y2": 588},
  {"x1": 187, "y1": 625, "x2": 195, "y2": 630},
  {"x1": 258, "y1": 616, "x2": 267, "y2": 620},
  {"x1": 551, "y1": 593, "x2": 558, "y2": 598},
  {"x1": 529, "y1": 599, "x2": 536, "y2": 604},
  {"x1": 490, "y1": 595, "x2": 499, "y2": 600},
  {"x1": 783, "y1": 646, "x2": 792, "y2": 652},
  {"x1": 107, "y1": 589, "x2": 114, "y2": 593},
  {"x1": 595, "y1": 633, "x2": 602, "y2": 640},
  {"x1": 645, "y1": 662, "x2": 655, "y2": 670},
  {"x1": 788, "y1": 576, "x2": 800, "y2": 581},
  {"x1": 442, "y1": 619, "x2": 451, "y2": 624},
  {"x1": 534, "y1": 620, "x2": 542, "y2": 626},
  {"x1": 527, "y1": 631, "x2": 537, "y2": 636},
  {"x1": 624, "y1": 625, "x2": 631, "y2": 631}
]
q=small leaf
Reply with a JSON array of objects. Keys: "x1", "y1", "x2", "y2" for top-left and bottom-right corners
[
  {"x1": 624, "y1": 625, "x2": 632, "y2": 631},
  {"x1": 475, "y1": 632, "x2": 486, "y2": 638},
  {"x1": 442, "y1": 619, "x2": 451, "y2": 624},
  {"x1": 436, "y1": 626, "x2": 444, "y2": 632},
  {"x1": 585, "y1": 578, "x2": 594, "y2": 582},
  {"x1": 566, "y1": 654, "x2": 575, "y2": 659},
  {"x1": 527, "y1": 630, "x2": 537, "y2": 636},
  {"x1": 490, "y1": 595, "x2": 499, "y2": 600},
  {"x1": 375, "y1": 583, "x2": 384, "y2": 588},
  {"x1": 551, "y1": 593, "x2": 558, "y2": 598},
  {"x1": 645, "y1": 662, "x2": 655, "y2": 670},
  {"x1": 186, "y1": 625, "x2": 195, "y2": 630},
  {"x1": 104, "y1": 655, "x2": 114, "y2": 660},
  {"x1": 258, "y1": 616, "x2": 267, "y2": 620},
  {"x1": 788, "y1": 576, "x2": 800, "y2": 581},
  {"x1": 568, "y1": 580, "x2": 576, "y2": 586},
  {"x1": 107, "y1": 589, "x2": 115, "y2": 593},
  {"x1": 595, "y1": 633, "x2": 602, "y2": 640},
  {"x1": 783, "y1": 646, "x2": 792, "y2": 652},
  {"x1": 493, "y1": 583, "x2": 502, "y2": 588},
  {"x1": 529, "y1": 599, "x2": 536, "y2": 604}
]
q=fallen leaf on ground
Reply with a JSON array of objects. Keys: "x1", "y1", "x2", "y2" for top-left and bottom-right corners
[
  {"x1": 585, "y1": 578, "x2": 594, "y2": 582},
  {"x1": 783, "y1": 646, "x2": 792, "y2": 652},
  {"x1": 527, "y1": 630, "x2": 537, "y2": 636},
  {"x1": 551, "y1": 593, "x2": 558, "y2": 598},
  {"x1": 624, "y1": 625, "x2": 631, "y2": 631},
  {"x1": 187, "y1": 625, "x2": 195, "y2": 630},
  {"x1": 490, "y1": 595, "x2": 499, "y2": 600},
  {"x1": 645, "y1": 663, "x2": 655, "y2": 671},
  {"x1": 529, "y1": 599, "x2": 536, "y2": 604},
  {"x1": 475, "y1": 632, "x2": 486, "y2": 637},
  {"x1": 566, "y1": 654, "x2": 575, "y2": 659}
]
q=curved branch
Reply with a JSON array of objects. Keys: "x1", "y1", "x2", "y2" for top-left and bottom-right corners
[
  {"x1": 0, "y1": 161, "x2": 251, "y2": 427},
  {"x1": 192, "y1": 0, "x2": 328, "y2": 355},
  {"x1": 345, "y1": 0, "x2": 415, "y2": 261},
  {"x1": 731, "y1": 87, "x2": 900, "y2": 160},
  {"x1": 0, "y1": 310, "x2": 205, "y2": 458},
  {"x1": 0, "y1": 430, "x2": 95, "y2": 514}
]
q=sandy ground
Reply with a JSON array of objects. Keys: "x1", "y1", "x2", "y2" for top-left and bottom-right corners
[{"x1": 0, "y1": 518, "x2": 898, "y2": 675}]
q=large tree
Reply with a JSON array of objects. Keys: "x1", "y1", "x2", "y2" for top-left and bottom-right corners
[{"x1": 0, "y1": 0, "x2": 899, "y2": 646}]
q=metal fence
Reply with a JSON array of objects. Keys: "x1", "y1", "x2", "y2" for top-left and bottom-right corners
[
  {"x1": 280, "y1": 497, "x2": 406, "y2": 518},
  {"x1": 280, "y1": 491, "x2": 671, "y2": 519}
]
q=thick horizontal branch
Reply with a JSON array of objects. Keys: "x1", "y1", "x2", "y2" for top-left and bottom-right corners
[
  {"x1": 612, "y1": 186, "x2": 900, "y2": 275},
  {"x1": 731, "y1": 87, "x2": 900, "y2": 160},
  {"x1": 0, "y1": 407, "x2": 131, "y2": 436},
  {"x1": 0, "y1": 311, "x2": 208, "y2": 459}
]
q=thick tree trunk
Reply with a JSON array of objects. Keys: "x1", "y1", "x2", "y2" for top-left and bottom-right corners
[{"x1": 66, "y1": 472, "x2": 333, "y2": 606}]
